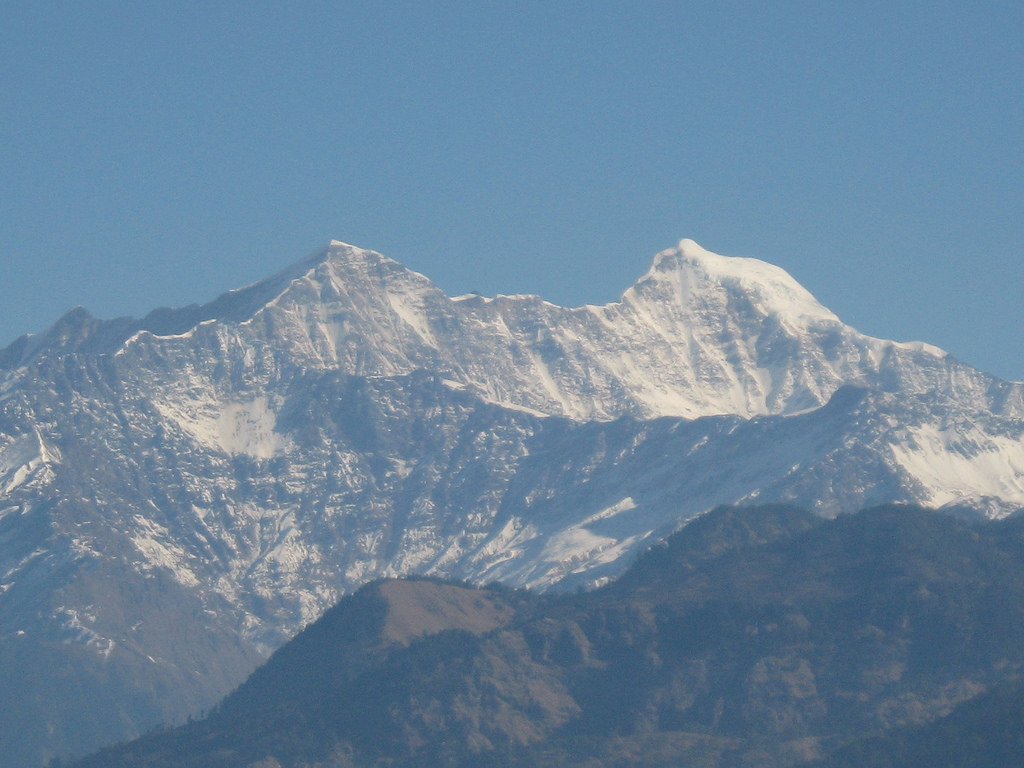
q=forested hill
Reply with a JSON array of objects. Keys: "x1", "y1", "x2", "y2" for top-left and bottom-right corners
[{"x1": 72, "y1": 504, "x2": 1024, "y2": 768}]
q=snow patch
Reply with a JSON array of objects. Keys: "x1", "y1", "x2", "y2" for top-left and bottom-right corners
[
  {"x1": 129, "y1": 513, "x2": 201, "y2": 586},
  {"x1": 581, "y1": 496, "x2": 637, "y2": 526},
  {"x1": 668, "y1": 239, "x2": 840, "y2": 326},
  {"x1": 890, "y1": 425, "x2": 1024, "y2": 512},
  {"x1": 0, "y1": 430, "x2": 58, "y2": 495},
  {"x1": 524, "y1": 527, "x2": 651, "y2": 589},
  {"x1": 892, "y1": 340, "x2": 946, "y2": 358},
  {"x1": 471, "y1": 517, "x2": 538, "y2": 568},
  {"x1": 58, "y1": 607, "x2": 116, "y2": 658},
  {"x1": 154, "y1": 396, "x2": 288, "y2": 459},
  {"x1": 117, "y1": 320, "x2": 219, "y2": 355},
  {"x1": 477, "y1": 398, "x2": 551, "y2": 419},
  {"x1": 387, "y1": 291, "x2": 438, "y2": 347}
]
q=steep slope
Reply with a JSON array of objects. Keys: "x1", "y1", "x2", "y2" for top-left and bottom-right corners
[
  {"x1": 72, "y1": 505, "x2": 1024, "y2": 768},
  {"x1": 1, "y1": 239, "x2": 1023, "y2": 766}
]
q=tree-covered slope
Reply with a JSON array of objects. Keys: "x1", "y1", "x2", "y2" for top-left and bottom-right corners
[{"x1": 72, "y1": 505, "x2": 1024, "y2": 768}]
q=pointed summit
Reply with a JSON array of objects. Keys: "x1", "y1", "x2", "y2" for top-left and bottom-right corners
[
  {"x1": 638, "y1": 239, "x2": 839, "y2": 327},
  {"x1": 311, "y1": 240, "x2": 431, "y2": 285},
  {"x1": 322, "y1": 239, "x2": 393, "y2": 264},
  {"x1": 272, "y1": 239, "x2": 393, "y2": 278}
]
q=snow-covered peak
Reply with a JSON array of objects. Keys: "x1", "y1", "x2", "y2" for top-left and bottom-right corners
[
  {"x1": 308, "y1": 241, "x2": 439, "y2": 295},
  {"x1": 245, "y1": 240, "x2": 410, "y2": 297},
  {"x1": 9, "y1": 236, "x2": 1006, "y2": 423},
  {"x1": 637, "y1": 239, "x2": 840, "y2": 327},
  {"x1": 321, "y1": 239, "x2": 396, "y2": 267},
  {"x1": 99, "y1": 236, "x2": 1002, "y2": 422}
]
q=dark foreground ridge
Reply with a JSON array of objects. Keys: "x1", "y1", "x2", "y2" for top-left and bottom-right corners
[{"x1": 71, "y1": 504, "x2": 1024, "y2": 768}]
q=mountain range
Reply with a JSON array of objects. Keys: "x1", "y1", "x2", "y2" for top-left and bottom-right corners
[{"x1": 1, "y1": 239, "x2": 1022, "y2": 766}]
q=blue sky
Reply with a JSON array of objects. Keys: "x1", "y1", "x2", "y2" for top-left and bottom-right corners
[{"x1": 2, "y1": 1, "x2": 1022, "y2": 380}]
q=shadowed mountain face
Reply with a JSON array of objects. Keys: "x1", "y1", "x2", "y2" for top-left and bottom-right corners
[
  {"x1": 3, "y1": 240, "x2": 1024, "y2": 766},
  {"x1": 812, "y1": 680, "x2": 1024, "y2": 768},
  {"x1": 73, "y1": 505, "x2": 1024, "y2": 768}
]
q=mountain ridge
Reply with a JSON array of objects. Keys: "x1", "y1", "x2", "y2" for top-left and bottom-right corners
[{"x1": 7, "y1": 239, "x2": 1018, "y2": 420}]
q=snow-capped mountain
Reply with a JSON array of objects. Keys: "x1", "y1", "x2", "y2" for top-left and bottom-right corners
[{"x1": 0, "y1": 239, "x2": 1022, "y2": 767}]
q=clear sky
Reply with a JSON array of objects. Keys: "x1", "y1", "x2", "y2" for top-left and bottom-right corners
[{"x1": 2, "y1": 1, "x2": 1021, "y2": 380}]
